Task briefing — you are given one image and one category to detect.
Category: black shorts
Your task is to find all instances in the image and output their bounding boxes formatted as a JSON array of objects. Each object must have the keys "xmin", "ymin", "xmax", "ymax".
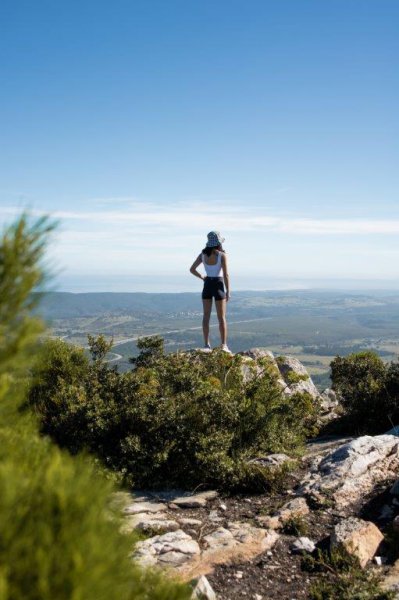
[{"xmin": 202, "ymin": 277, "xmax": 226, "ymax": 301}]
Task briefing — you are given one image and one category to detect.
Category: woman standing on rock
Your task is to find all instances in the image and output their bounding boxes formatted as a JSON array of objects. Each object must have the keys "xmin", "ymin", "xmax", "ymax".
[{"xmin": 189, "ymin": 231, "xmax": 231, "ymax": 353}]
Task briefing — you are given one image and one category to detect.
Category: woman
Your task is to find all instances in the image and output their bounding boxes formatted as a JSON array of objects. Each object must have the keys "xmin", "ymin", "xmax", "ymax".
[{"xmin": 189, "ymin": 231, "xmax": 231, "ymax": 353}]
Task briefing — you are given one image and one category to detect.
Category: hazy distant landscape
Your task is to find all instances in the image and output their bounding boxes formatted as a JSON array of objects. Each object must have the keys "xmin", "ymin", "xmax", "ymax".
[{"xmin": 39, "ymin": 289, "xmax": 399, "ymax": 390}]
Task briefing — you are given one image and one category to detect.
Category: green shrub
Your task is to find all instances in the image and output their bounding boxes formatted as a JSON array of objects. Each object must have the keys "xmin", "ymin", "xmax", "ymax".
[
  {"xmin": 304, "ymin": 548, "xmax": 394, "ymax": 600},
  {"xmin": 285, "ymin": 371, "xmax": 310, "ymax": 384},
  {"xmin": 330, "ymin": 351, "xmax": 399, "ymax": 433},
  {"xmin": 282, "ymin": 515, "xmax": 309, "ymax": 536},
  {"xmin": 30, "ymin": 337, "xmax": 320, "ymax": 491},
  {"xmin": 0, "ymin": 215, "xmax": 189, "ymax": 600}
]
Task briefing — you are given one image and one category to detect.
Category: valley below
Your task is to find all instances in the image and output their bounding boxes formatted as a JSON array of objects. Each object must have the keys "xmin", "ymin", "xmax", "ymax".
[{"xmin": 40, "ymin": 289, "xmax": 399, "ymax": 391}]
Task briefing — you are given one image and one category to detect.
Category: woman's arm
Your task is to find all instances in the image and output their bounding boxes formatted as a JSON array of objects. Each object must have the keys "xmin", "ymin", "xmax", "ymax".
[
  {"xmin": 221, "ymin": 253, "xmax": 230, "ymax": 301},
  {"xmin": 189, "ymin": 254, "xmax": 205, "ymax": 280}
]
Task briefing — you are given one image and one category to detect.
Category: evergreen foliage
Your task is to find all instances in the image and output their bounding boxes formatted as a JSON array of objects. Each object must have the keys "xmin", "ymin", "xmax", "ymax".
[
  {"xmin": 330, "ymin": 351, "xmax": 399, "ymax": 433},
  {"xmin": 30, "ymin": 336, "xmax": 319, "ymax": 491},
  {"xmin": 0, "ymin": 216, "xmax": 189, "ymax": 600},
  {"xmin": 303, "ymin": 548, "xmax": 394, "ymax": 600}
]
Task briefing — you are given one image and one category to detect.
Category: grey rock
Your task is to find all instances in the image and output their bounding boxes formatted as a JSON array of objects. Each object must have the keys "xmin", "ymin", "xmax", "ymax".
[
  {"xmin": 132, "ymin": 529, "xmax": 200, "ymax": 569},
  {"xmin": 276, "ymin": 355, "xmax": 309, "ymax": 378},
  {"xmin": 257, "ymin": 497, "xmax": 309, "ymax": 530},
  {"xmin": 248, "ymin": 453, "xmax": 292, "ymax": 469},
  {"xmin": 300, "ymin": 434, "xmax": 399, "ymax": 509},
  {"xmin": 179, "ymin": 518, "xmax": 203, "ymax": 527},
  {"xmin": 291, "ymin": 537, "xmax": 316, "ymax": 554},
  {"xmin": 191, "ymin": 575, "xmax": 217, "ymax": 600},
  {"xmin": 124, "ymin": 501, "xmax": 167, "ymax": 515},
  {"xmin": 290, "ymin": 378, "xmax": 320, "ymax": 399},
  {"xmin": 172, "ymin": 491, "xmax": 218, "ymax": 509},
  {"xmin": 136, "ymin": 518, "xmax": 180, "ymax": 534},
  {"xmin": 203, "ymin": 527, "xmax": 235, "ymax": 549},
  {"xmin": 276, "ymin": 355, "xmax": 319, "ymax": 399},
  {"xmin": 331, "ymin": 517, "xmax": 384, "ymax": 568},
  {"xmin": 239, "ymin": 348, "xmax": 275, "ymax": 361}
]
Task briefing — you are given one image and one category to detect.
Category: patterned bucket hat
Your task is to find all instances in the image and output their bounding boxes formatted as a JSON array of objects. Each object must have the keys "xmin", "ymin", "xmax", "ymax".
[{"xmin": 206, "ymin": 231, "xmax": 225, "ymax": 247}]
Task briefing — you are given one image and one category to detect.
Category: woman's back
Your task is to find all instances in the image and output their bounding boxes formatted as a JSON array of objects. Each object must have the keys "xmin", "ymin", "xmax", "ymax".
[{"xmin": 202, "ymin": 250, "xmax": 223, "ymax": 277}]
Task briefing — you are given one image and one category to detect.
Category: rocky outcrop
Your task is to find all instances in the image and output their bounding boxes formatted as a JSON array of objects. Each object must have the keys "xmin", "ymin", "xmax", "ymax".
[
  {"xmin": 238, "ymin": 348, "xmax": 325, "ymax": 402},
  {"xmin": 123, "ymin": 489, "xmax": 279, "ymax": 581},
  {"xmin": 331, "ymin": 517, "xmax": 384, "ymax": 568},
  {"xmin": 300, "ymin": 434, "xmax": 399, "ymax": 509},
  {"xmin": 276, "ymin": 355, "xmax": 320, "ymax": 399},
  {"xmin": 133, "ymin": 529, "xmax": 201, "ymax": 568}
]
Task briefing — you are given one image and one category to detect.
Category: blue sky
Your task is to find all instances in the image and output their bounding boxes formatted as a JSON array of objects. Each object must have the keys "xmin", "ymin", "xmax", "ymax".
[{"xmin": 1, "ymin": 1, "xmax": 398, "ymax": 291}]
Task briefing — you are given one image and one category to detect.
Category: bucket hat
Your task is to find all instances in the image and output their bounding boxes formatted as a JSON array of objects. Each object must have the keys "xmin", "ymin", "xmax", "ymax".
[{"xmin": 206, "ymin": 231, "xmax": 225, "ymax": 247}]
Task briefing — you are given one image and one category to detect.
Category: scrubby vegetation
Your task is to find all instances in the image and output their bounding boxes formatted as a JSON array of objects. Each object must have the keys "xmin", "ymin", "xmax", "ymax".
[
  {"xmin": 331, "ymin": 351, "xmax": 399, "ymax": 433},
  {"xmin": 29, "ymin": 335, "xmax": 319, "ymax": 491},
  {"xmin": 0, "ymin": 215, "xmax": 189, "ymax": 600},
  {"xmin": 303, "ymin": 548, "xmax": 394, "ymax": 600}
]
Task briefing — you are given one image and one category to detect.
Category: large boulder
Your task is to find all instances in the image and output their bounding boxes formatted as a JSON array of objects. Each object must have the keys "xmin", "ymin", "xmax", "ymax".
[
  {"xmin": 238, "ymin": 348, "xmax": 283, "ymax": 385},
  {"xmin": 331, "ymin": 517, "xmax": 384, "ymax": 568},
  {"xmin": 276, "ymin": 355, "xmax": 319, "ymax": 399},
  {"xmin": 132, "ymin": 529, "xmax": 201, "ymax": 569},
  {"xmin": 300, "ymin": 434, "xmax": 399, "ymax": 509}
]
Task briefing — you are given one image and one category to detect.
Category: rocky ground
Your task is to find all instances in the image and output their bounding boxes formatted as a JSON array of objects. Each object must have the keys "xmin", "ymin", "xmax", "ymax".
[
  {"xmin": 116, "ymin": 351, "xmax": 399, "ymax": 599},
  {"xmin": 115, "ymin": 435, "xmax": 399, "ymax": 600}
]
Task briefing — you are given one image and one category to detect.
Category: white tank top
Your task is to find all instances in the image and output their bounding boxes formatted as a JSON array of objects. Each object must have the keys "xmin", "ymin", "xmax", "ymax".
[{"xmin": 202, "ymin": 251, "xmax": 223, "ymax": 277}]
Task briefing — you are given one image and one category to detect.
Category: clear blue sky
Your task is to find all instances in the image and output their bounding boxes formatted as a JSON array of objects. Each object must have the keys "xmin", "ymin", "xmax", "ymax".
[{"xmin": 1, "ymin": 1, "xmax": 398, "ymax": 291}]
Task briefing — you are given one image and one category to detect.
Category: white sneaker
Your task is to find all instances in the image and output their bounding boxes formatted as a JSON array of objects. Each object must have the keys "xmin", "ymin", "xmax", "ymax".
[
  {"xmin": 221, "ymin": 344, "xmax": 232, "ymax": 354},
  {"xmin": 203, "ymin": 343, "xmax": 212, "ymax": 352}
]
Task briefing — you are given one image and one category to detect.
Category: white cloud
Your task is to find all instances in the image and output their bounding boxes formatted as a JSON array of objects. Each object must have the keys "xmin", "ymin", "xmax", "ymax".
[{"xmin": 1, "ymin": 201, "xmax": 399, "ymax": 236}]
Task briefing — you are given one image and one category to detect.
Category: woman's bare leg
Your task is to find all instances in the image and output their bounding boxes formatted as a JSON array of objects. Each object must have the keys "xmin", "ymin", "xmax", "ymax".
[
  {"xmin": 202, "ymin": 299, "xmax": 212, "ymax": 345},
  {"xmin": 215, "ymin": 299, "xmax": 227, "ymax": 345}
]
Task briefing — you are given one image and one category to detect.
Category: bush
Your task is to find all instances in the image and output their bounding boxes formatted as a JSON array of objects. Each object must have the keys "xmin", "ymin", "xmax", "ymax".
[
  {"xmin": 303, "ymin": 547, "xmax": 394, "ymax": 600},
  {"xmin": 330, "ymin": 351, "xmax": 399, "ymax": 433},
  {"xmin": 0, "ymin": 215, "xmax": 189, "ymax": 600},
  {"xmin": 30, "ymin": 336, "xmax": 319, "ymax": 491}
]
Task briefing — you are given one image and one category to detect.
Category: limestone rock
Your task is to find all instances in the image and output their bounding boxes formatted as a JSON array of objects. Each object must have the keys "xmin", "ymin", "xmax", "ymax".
[
  {"xmin": 132, "ymin": 529, "xmax": 200, "ymax": 569},
  {"xmin": 277, "ymin": 355, "xmax": 309, "ymax": 378},
  {"xmin": 121, "ymin": 511, "xmax": 172, "ymax": 534},
  {"xmin": 136, "ymin": 518, "xmax": 180, "ymax": 534},
  {"xmin": 179, "ymin": 518, "xmax": 203, "ymax": 527},
  {"xmin": 291, "ymin": 537, "xmax": 316, "ymax": 554},
  {"xmin": 290, "ymin": 378, "xmax": 320, "ymax": 399},
  {"xmin": 123, "ymin": 501, "xmax": 167, "ymax": 515},
  {"xmin": 300, "ymin": 434, "xmax": 399, "ymax": 509},
  {"xmin": 239, "ymin": 348, "xmax": 275, "ymax": 361},
  {"xmin": 331, "ymin": 517, "xmax": 384, "ymax": 568},
  {"xmin": 238, "ymin": 349, "xmax": 280, "ymax": 383},
  {"xmin": 203, "ymin": 527, "xmax": 235, "ymax": 550},
  {"xmin": 194, "ymin": 522, "xmax": 278, "ymax": 579},
  {"xmin": 276, "ymin": 355, "xmax": 319, "ymax": 399},
  {"xmin": 320, "ymin": 388, "xmax": 339, "ymax": 412},
  {"xmin": 191, "ymin": 575, "xmax": 216, "ymax": 600},
  {"xmin": 257, "ymin": 497, "xmax": 309, "ymax": 530},
  {"xmin": 248, "ymin": 453, "xmax": 292, "ymax": 470},
  {"xmin": 172, "ymin": 491, "xmax": 218, "ymax": 509}
]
